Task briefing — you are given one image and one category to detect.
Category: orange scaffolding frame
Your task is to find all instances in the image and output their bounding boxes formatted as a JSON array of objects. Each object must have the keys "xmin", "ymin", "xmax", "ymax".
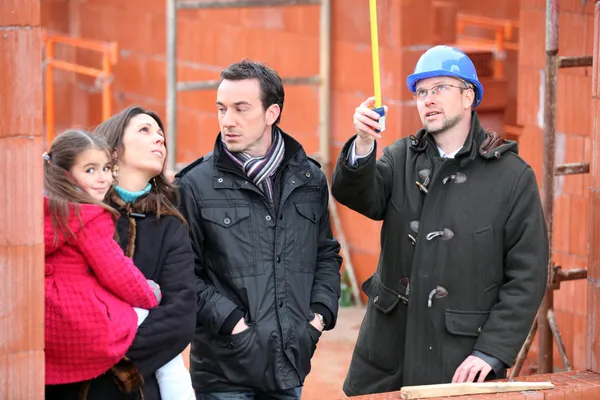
[
  {"xmin": 43, "ymin": 33, "xmax": 119, "ymax": 143},
  {"xmin": 455, "ymin": 13, "xmax": 519, "ymax": 79}
]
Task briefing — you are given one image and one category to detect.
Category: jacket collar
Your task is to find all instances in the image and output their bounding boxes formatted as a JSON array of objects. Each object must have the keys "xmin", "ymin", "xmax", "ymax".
[
  {"xmin": 213, "ymin": 127, "xmax": 307, "ymax": 175},
  {"xmin": 409, "ymin": 111, "xmax": 518, "ymax": 166},
  {"xmin": 211, "ymin": 127, "xmax": 316, "ymax": 189}
]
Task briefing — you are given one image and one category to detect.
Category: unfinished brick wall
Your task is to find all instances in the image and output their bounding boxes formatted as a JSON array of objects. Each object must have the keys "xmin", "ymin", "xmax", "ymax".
[
  {"xmin": 588, "ymin": 0, "xmax": 600, "ymax": 375},
  {"xmin": 0, "ymin": 0, "xmax": 45, "ymax": 399},
  {"xmin": 516, "ymin": 0, "xmax": 596, "ymax": 373}
]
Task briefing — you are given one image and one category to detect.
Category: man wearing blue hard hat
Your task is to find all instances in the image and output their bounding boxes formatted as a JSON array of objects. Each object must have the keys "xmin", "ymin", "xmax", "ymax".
[{"xmin": 331, "ymin": 45, "xmax": 549, "ymax": 395}]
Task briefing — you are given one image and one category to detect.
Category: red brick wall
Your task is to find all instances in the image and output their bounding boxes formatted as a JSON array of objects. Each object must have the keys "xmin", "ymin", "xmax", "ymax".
[
  {"xmin": 516, "ymin": 0, "xmax": 596, "ymax": 373},
  {"xmin": 588, "ymin": 0, "xmax": 600, "ymax": 375},
  {"xmin": 0, "ymin": 0, "xmax": 45, "ymax": 398}
]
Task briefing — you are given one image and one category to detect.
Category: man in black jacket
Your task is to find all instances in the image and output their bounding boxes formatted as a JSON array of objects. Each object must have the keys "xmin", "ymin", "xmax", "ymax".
[
  {"xmin": 175, "ymin": 59, "xmax": 343, "ymax": 400},
  {"xmin": 331, "ymin": 45, "xmax": 549, "ymax": 396}
]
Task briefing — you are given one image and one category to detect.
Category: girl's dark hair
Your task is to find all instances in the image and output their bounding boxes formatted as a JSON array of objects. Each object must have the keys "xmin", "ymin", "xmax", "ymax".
[
  {"xmin": 93, "ymin": 106, "xmax": 186, "ymax": 224},
  {"xmin": 44, "ymin": 129, "xmax": 117, "ymax": 241}
]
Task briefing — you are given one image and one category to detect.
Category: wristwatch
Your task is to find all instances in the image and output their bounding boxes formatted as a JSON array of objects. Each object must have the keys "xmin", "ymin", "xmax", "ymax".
[{"xmin": 315, "ymin": 313, "xmax": 326, "ymax": 329}]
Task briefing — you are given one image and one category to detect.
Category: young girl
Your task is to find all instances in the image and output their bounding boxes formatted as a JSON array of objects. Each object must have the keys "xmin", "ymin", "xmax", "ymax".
[{"xmin": 44, "ymin": 130, "xmax": 194, "ymax": 400}]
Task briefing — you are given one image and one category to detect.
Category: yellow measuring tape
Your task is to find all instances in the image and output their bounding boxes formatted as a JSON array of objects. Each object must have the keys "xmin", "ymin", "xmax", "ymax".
[
  {"xmin": 369, "ymin": 0, "xmax": 382, "ymax": 108},
  {"xmin": 369, "ymin": 0, "xmax": 385, "ymax": 131}
]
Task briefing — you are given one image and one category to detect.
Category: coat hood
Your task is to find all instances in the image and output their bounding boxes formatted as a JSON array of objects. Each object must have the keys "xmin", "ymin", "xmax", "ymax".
[{"xmin": 409, "ymin": 111, "xmax": 518, "ymax": 163}]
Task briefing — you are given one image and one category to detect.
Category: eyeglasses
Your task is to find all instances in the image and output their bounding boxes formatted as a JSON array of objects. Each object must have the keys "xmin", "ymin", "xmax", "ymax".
[{"xmin": 413, "ymin": 83, "xmax": 472, "ymax": 100}]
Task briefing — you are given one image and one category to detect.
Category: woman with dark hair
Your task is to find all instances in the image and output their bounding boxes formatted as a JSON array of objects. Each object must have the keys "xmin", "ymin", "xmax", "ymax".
[{"xmin": 46, "ymin": 107, "xmax": 197, "ymax": 400}]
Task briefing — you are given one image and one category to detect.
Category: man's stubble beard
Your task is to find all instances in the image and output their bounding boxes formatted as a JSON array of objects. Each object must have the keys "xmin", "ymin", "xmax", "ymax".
[{"xmin": 425, "ymin": 113, "xmax": 462, "ymax": 135}]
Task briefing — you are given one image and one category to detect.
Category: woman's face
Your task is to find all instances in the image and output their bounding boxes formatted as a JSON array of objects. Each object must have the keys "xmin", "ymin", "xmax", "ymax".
[{"xmin": 119, "ymin": 113, "xmax": 166, "ymax": 178}]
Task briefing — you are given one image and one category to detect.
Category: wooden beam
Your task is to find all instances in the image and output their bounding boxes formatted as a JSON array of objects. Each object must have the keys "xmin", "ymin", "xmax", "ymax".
[{"xmin": 399, "ymin": 381, "xmax": 555, "ymax": 399}]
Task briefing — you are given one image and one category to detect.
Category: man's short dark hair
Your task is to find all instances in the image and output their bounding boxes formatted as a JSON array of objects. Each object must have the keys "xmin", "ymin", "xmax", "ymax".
[{"xmin": 220, "ymin": 59, "xmax": 285, "ymax": 125}]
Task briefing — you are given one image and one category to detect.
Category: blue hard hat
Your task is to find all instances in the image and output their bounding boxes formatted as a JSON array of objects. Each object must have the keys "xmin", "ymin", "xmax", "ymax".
[{"xmin": 406, "ymin": 45, "xmax": 484, "ymax": 107}]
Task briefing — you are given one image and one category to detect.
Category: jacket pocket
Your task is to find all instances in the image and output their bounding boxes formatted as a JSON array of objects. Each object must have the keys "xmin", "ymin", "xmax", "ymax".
[
  {"xmin": 91, "ymin": 288, "xmax": 112, "ymax": 322},
  {"xmin": 445, "ymin": 309, "xmax": 490, "ymax": 337},
  {"xmin": 442, "ymin": 309, "xmax": 490, "ymax": 379},
  {"xmin": 293, "ymin": 202, "xmax": 320, "ymax": 272},
  {"xmin": 209, "ymin": 326, "xmax": 269, "ymax": 388},
  {"xmin": 294, "ymin": 321, "xmax": 324, "ymax": 381},
  {"xmin": 201, "ymin": 205, "xmax": 259, "ymax": 278},
  {"xmin": 354, "ymin": 273, "xmax": 408, "ymax": 373}
]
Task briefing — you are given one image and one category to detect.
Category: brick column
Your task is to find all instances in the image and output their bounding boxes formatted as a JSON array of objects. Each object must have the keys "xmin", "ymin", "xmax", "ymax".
[
  {"xmin": 0, "ymin": 0, "xmax": 45, "ymax": 398},
  {"xmin": 588, "ymin": 0, "xmax": 600, "ymax": 374}
]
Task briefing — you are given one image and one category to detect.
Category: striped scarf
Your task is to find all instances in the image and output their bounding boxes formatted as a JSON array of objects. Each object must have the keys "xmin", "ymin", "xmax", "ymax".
[{"xmin": 222, "ymin": 127, "xmax": 285, "ymax": 202}]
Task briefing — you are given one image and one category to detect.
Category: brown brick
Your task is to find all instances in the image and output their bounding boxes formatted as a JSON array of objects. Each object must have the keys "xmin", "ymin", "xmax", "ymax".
[
  {"xmin": 397, "ymin": 103, "xmax": 423, "ymax": 139},
  {"xmin": 561, "ymin": 0, "xmax": 597, "ymax": 15},
  {"xmin": 518, "ymin": 9, "xmax": 545, "ymax": 69},
  {"xmin": 332, "ymin": 40, "xmax": 373, "ymax": 94},
  {"xmin": 77, "ymin": 3, "xmax": 117, "ymax": 45},
  {"xmin": 281, "ymin": 85, "xmax": 319, "ymax": 140},
  {"xmin": 337, "ymin": 203, "xmax": 382, "ymax": 256},
  {"xmin": 589, "ymin": 192, "xmax": 600, "ymax": 283},
  {"xmin": 0, "ymin": 136, "xmax": 44, "ymax": 246},
  {"xmin": 400, "ymin": 49, "xmax": 426, "ymax": 100},
  {"xmin": 41, "ymin": 0, "xmax": 69, "ymax": 32},
  {"xmin": 175, "ymin": 107, "xmax": 216, "ymax": 164},
  {"xmin": 332, "ymin": 0, "xmax": 370, "ymax": 46},
  {"xmin": 340, "ymin": 252, "xmax": 378, "ymax": 305},
  {"xmin": 517, "ymin": 68, "xmax": 542, "ymax": 127},
  {"xmin": 561, "ymin": 134, "xmax": 586, "ymax": 196},
  {"xmin": 553, "ymin": 264, "xmax": 575, "ymax": 311},
  {"xmin": 113, "ymin": 54, "xmax": 146, "ymax": 97},
  {"xmin": 452, "ymin": 0, "xmax": 520, "ymax": 18},
  {"xmin": 0, "ymin": 29, "xmax": 43, "ymax": 139},
  {"xmin": 556, "ymin": 73, "xmax": 593, "ymax": 136},
  {"xmin": 588, "ymin": 192, "xmax": 600, "ymax": 373},
  {"xmin": 329, "ymin": 90, "xmax": 360, "ymax": 145},
  {"xmin": 397, "ymin": 1, "xmax": 435, "ymax": 47},
  {"xmin": 379, "ymin": 47, "xmax": 403, "ymax": 101},
  {"xmin": 0, "ymin": 0, "xmax": 40, "ymax": 26},
  {"xmin": 521, "ymin": 0, "xmax": 546, "ymax": 10},
  {"xmin": 0, "ymin": 340, "xmax": 45, "ymax": 399},
  {"xmin": 594, "ymin": 7, "xmax": 600, "ymax": 100},
  {"xmin": 584, "ymin": 15, "xmax": 596, "ymax": 66},
  {"xmin": 433, "ymin": 1, "xmax": 458, "ymax": 44},
  {"xmin": 570, "ymin": 195, "xmax": 590, "ymax": 257},
  {"xmin": 518, "ymin": 125, "xmax": 544, "ymax": 184},
  {"xmin": 559, "ymin": 12, "xmax": 588, "ymax": 58},
  {"xmin": 553, "ymin": 309, "xmax": 575, "ymax": 365},
  {"xmin": 572, "ymin": 314, "xmax": 588, "ymax": 368},
  {"xmin": 592, "ymin": 98, "xmax": 600, "ymax": 189},
  {"xmin": 275, "ymin": 31, "xmax": 319, "ymax": 78},
  {"xmin": 553, "ymin": 194, "xmax": 571, "ymax": 254},
  {"xmin": 281, "ymin": 6, "xmax": 307, "ymax": 37}
]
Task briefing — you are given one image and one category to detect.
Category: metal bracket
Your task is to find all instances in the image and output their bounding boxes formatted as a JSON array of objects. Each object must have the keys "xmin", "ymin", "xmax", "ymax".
[
  {"xmin": 557, "ymin": 55, "xmax": 593, "ymax": 68},
  {"xmin": 555, "ymin": 162, "xmax": 590, "ymax": 176}
]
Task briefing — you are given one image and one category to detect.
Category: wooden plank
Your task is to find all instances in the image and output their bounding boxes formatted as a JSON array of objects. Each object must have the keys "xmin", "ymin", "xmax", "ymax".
[{"xmin": 399, "ymin": 381, "xmax": 555, "ymax": 399}]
